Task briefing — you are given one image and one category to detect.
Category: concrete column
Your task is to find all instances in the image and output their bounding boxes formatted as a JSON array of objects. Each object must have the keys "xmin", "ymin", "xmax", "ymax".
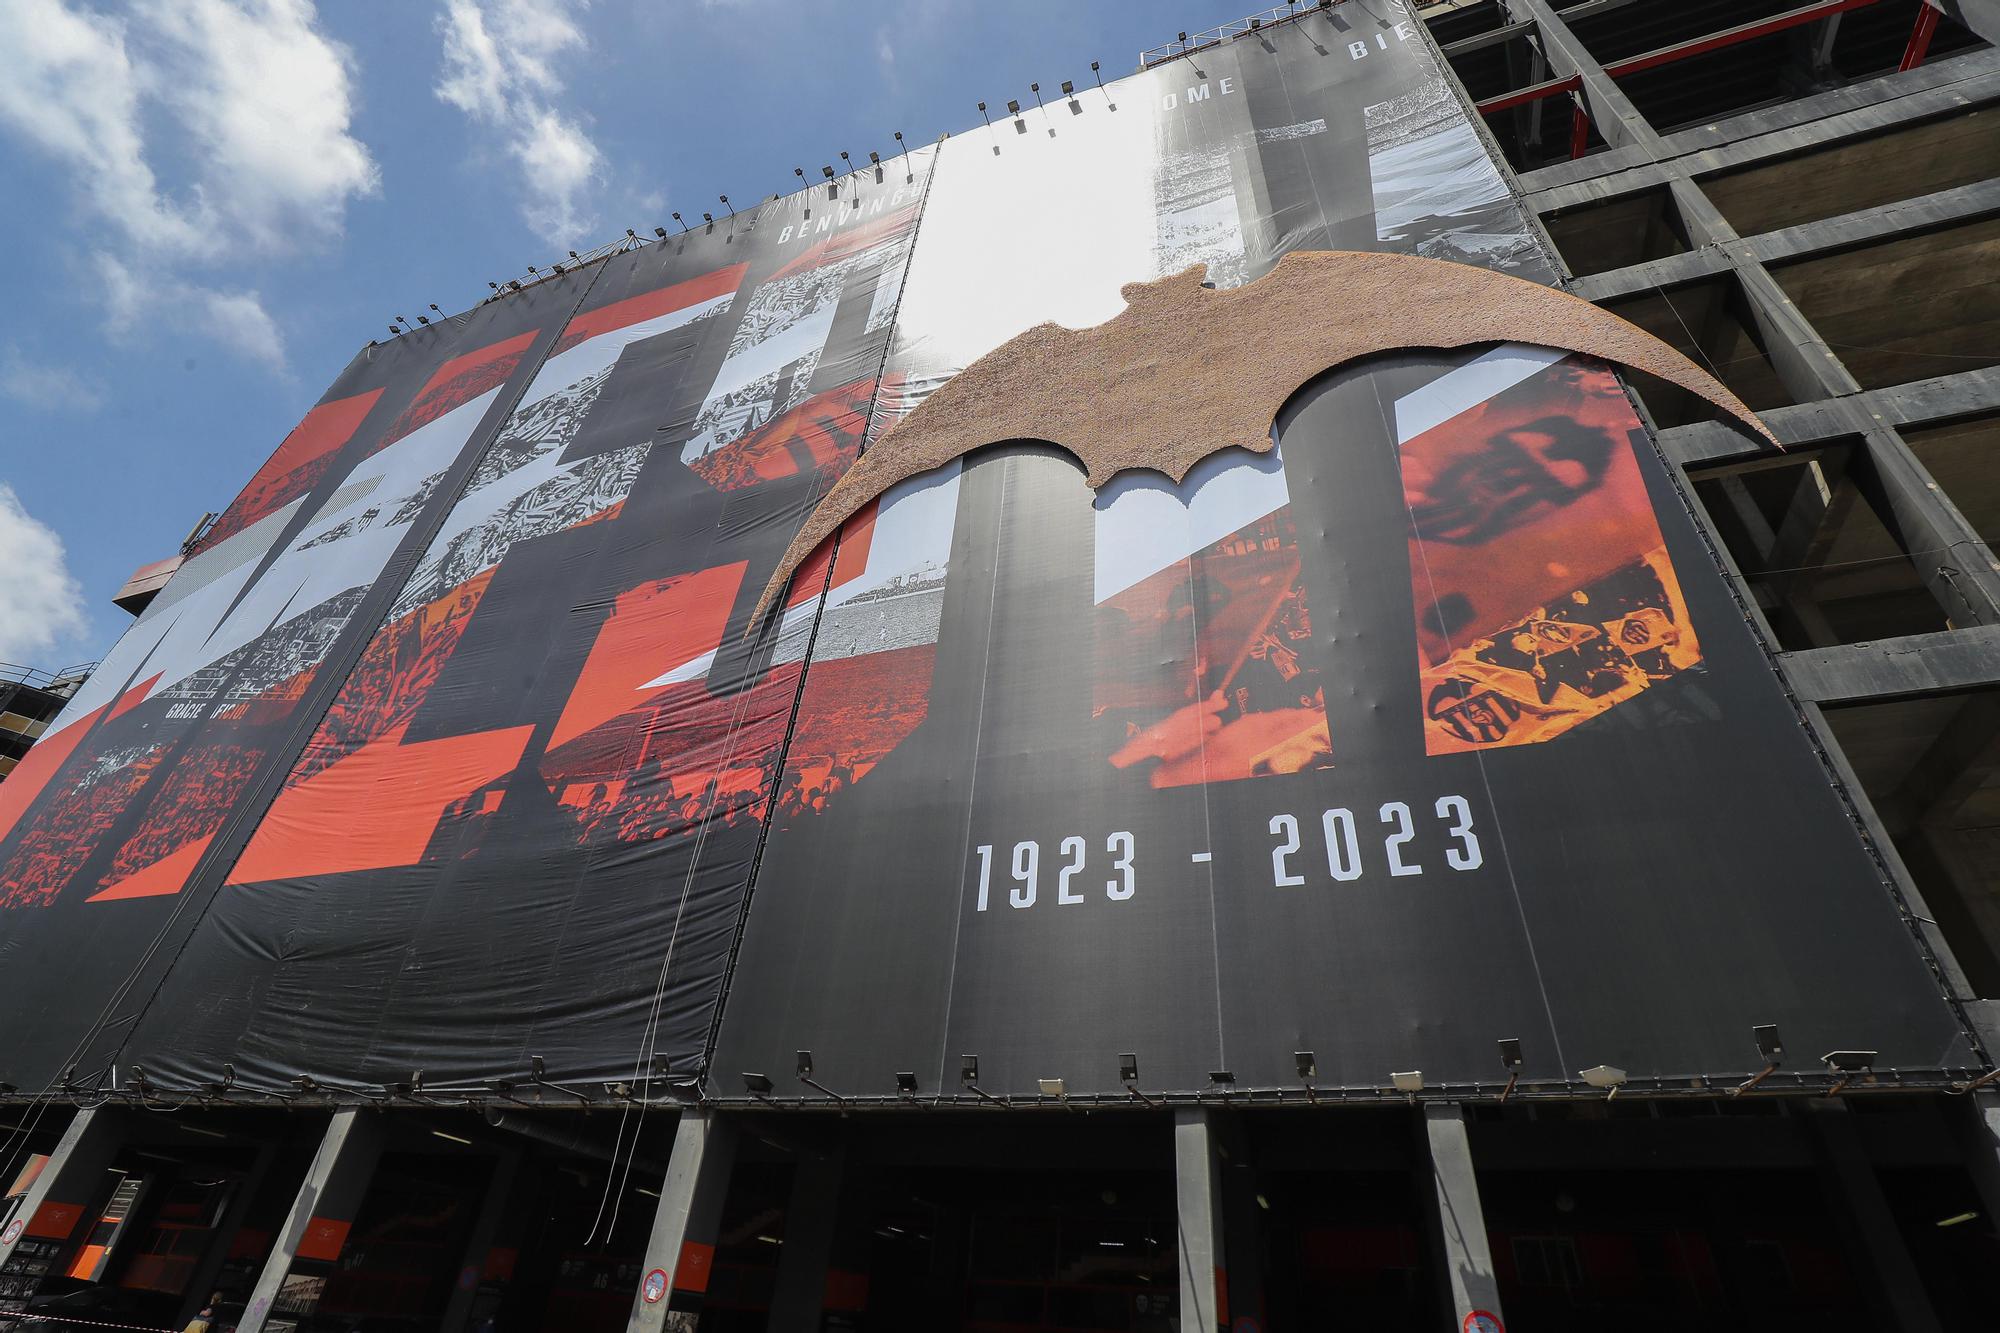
[
  {"xmin": 1960, "ymin": 1091, "xmax": 2000, "ymax": 1225},
  {"xmin": 1211, "ymin": 1112, "xmax": 1266, "ymax": 1332},
  {"xmin": 1174, "ymin": 1107, "xmax": 1225, "ymax": 1333},
  {"xmin": 237, "ymin": 1109, "xmax": 387, "ymax": 1333},
  {"xmin": 1804, "ymin": 1099, "xmax": 1942, "ymax": 1333},
  {"xmin": 767, "ymin": 1141, "xmax": 873, "ymax": 1331},
  {"xmin": 440, "ymin": 1144, "xmax": 521, "ymax": 1333},
  {"xmin": 628, "ymin": 1110, "xmax": 739, "ymax": 1332},
  {"xmin": 0, "ymin": 1107, "xmax": 124, "ymax": 1307},
  {"xmin": 173, "ymin": 1138, "xmax": 279, "ymax": 1329},
  {"xmin": 1423, "ymin": 1104, "xmax": 1505, "ymax": 1332}
]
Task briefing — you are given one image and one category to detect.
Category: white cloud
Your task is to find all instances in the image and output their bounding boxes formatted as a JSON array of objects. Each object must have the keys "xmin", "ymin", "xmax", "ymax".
[
  {"xmin": 0, "ymin": 485, "xmax": 89, "ymax": 665},
  {"xmin": 434, "ymin": 0, "xmax": 601, "ymax": 245},
  {"xmin": 1, "ymin": 348, "xmax": 104, "ymax": 413},
  {"xmin": 0, "ymin": 0, "xmax": 375, "ymax": 368},
  {"xmin": 95, "ymin": 253, "xmax": 287, "ymax": 372}
]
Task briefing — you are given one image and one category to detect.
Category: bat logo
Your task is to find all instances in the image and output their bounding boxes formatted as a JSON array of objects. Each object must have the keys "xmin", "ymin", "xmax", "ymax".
[{"xmin": 752, "ymin": 250, "xmax": 1773, "ymax": 633}]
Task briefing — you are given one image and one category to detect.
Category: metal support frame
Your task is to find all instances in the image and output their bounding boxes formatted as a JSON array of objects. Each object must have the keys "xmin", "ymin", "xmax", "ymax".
[{"xmin": 0, "ymin": 1108, "xmax": 123, "ymax": 1286}]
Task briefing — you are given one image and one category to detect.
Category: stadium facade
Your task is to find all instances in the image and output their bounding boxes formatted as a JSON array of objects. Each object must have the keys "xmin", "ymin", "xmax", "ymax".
[{"xmin": 5, "ymin": 1, "xmax": 2000, "ymax": 1329}]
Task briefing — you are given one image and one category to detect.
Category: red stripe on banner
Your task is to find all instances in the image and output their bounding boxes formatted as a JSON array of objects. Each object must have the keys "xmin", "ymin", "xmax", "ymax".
[
  {"xmin": 200, "ymin": 390, "xmax": 383, "ymax": 547},
  {"xmin": 225, "ymin": 724, "xmax": 534, "ymax": 883},
  {"xmin": 0, "ymin": 671, "xmax": 155, "ymax": 846},
  {"xmin": 554, "ymin": 263, "xmax": 749, "ymax": 355},
  {"xmin": 85, "ymin": 834, "xmax": 216, "ymax": 903},
  {"xmin": 769, "ymin": 205, "xmax": 922, "ymax": 281},
  {"xmin": 377, "ymin": 330, "xmax": 539, "ymax": 452},
  {"xmin": 548, "ymin": 562, "xmax": 748, "ymax": 751}
]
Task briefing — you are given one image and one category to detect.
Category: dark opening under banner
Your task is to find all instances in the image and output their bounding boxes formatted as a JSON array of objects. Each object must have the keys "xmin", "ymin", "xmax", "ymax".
[{"xmin": 0, "ymin": 9, "xmax": 1973, "ymax": 1103}]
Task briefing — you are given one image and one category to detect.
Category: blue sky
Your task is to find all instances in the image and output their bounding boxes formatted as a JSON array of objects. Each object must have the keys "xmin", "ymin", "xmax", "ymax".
[{"xmin": 0, "ymin": 0, "xmax": 1247, "ymax": 669}]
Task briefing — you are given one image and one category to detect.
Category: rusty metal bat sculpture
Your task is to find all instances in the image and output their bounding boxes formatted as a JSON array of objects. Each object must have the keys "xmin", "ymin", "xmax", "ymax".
[{"xmin": 751, "ymin": 249, "xmax": 1774, "ymax": 634}]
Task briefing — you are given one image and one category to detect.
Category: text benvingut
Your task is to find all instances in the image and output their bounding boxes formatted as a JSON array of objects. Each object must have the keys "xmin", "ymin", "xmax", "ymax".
[{"xmin": 775, "ymin": 183, "xmax": 921, "ymax": 246}]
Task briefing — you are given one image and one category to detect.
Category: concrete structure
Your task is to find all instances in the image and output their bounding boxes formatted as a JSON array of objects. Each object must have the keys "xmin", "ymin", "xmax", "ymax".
[{"xmin": 0, "ymin": 663, "xmax": 89, "ymax": 784}]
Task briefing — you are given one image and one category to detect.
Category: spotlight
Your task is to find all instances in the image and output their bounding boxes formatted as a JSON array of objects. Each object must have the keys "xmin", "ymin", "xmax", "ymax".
[
  {"xmin": 1007, "ymin": 99, "xmax": 1020, "ymax": 116},
  {"xmin": 960, "ymin": 1054, "xmax": 979, "ymax": 1084},
  {"xmin": 429, "ymin": 304, "xmax": 442, "ymax": 315},
  {"xmin": 1250, "ymin": 17, "xmax": 1262, "ymax": 29},
  {"xmin": 1390, "ymin": 1070, "xmax": 1424, "ymax": 1096},
  {"xmin": 1038, "ymin": 1077, "xmax": 1067, "ymax": 1097},
  {"xmin": 1178, "ymin": 31, "xmax": 1189, "ymax": 42},
  {"xmin": 551, "ymin": 264, "xmax": 565, "ymax": 275},
  {"xmin": 868, "ymin": 150, "xmax": 880, "ymax": 164},
  {"xmin": 720, "ymin": 195, "xmax": 733, "ymax": 216},
  {"xmin": 417, "ymin": 315, "xmax": 430, "ymax": 325},
  {"xmin": 1499, "ymin": 1038, "xmax": 1524, "ymax": 1102},
  {"xmin": 1822, "ymin": 1050, "xmax": 1876, "ymax": 1096},
  {"xmin": 1294, "ymin": 1051, "xmax": 1317, "ymax": 1081},
  {"xmin": 796, "ymin": 1051, "xmax": 813, "ymax": 1077},
  {"xmin": 702, "ymin": 212, "xmax": 712, "ymax": 224},
  {"xmin": 389, "ymin": 325, "xmax": 401, "ymax": 336},
  {"xmin": 396, "ymin": 315, "xmax": 408, "ymax": 326},
  {"xmin": 654, "ymin": 227, "xmax": 667, "ymax": 238},
  {"xmin": 1579, "ymin": 1065, "xmax": 1627, "ymax": 1099},
  {"xmin": 625, "ymin": 228, "xmax": 637, "ymax": 239},
  {"xmin": 840, "ymin": 151, "xmax": 851, "ymax": 167},
  {"xmin": 1755, "ymin": 1026, "xmax": 1785, "ymax": 1064},
  {"xmin": 527, "ymin": 265, "xmax": 539, "ymax": 274},
  {"xmin": 568, "ymin": 250, "xmax": 580, "ymax": 260},
  {"xmin": 673, "ymin": 212, "xmax": 683, "ymax": 229},
  {"xmin": 895, "ymin": 1071, "xmax": 918, "ymax": 1096},
  {"xmin": 488, "ymin": 281, "xmax": 499, "ymax": 291},
  {"xmin": 1119, "ymin": 1053, "xmax": 1139, "ymax": 1084},
  {"xmin": 1209, "ymin": 1070, "xmax": 1236, "ymax": 1088},
  {"xmin": 507, "ymin": 280, "xmax": 522, "ymax": 291},
  {"xmin": 1736, "ymin": 1024, "xmax": 1785, "ymax": 1096},
  {"xmin": 1061, "ymin": 80, "xmax": 1074, "ymax": 96},
  {"xmin": 822, "ymin": 165, "xmax": 835, "ymax": 179},
  {"xmin": 743, "ymin": 1072, "xmax": 774, "ymax": 1096}
]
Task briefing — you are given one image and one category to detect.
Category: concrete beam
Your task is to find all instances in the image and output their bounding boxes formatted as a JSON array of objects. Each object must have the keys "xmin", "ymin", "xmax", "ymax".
[
  {"xmin": 439, "ymin": 1144, "xmax": 521, "ymax": 1333},
  {"xmin": 1782, "ymin": 624, "xmax": 2000, "ymax": 702},
  {"xmin": 628, "ymin": 1110, "xmax": 738, "ymax": 1331},
  {"xmin": 1660, "ymin": 366, "xmax": 2000, "ymax": 469},
  {"xmin": 1424, "ymin": 1104, "xmax": 1506, "ymax": 1331},
  {"xmin": 1174, "ymin": 1107, "xmax": 1226, "ymax": 1333},
  {"xmin": 238, "ymin": 1109, "xmax": 387, "ymax": 1333}
]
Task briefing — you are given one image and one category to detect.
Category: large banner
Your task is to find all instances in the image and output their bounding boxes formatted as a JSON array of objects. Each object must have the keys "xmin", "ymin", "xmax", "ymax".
[
  {"xmin": 709, "ymin": 13, "xmax": 1975, "ymax": 1098},
  {"xmin": 0, "ymin": 7, "xmax": 1973, "ymax": 1104},
  {"xmin": 0, "ymin": 277, "xmax": 586, "ymax": 1091},
  {"xmin": 0, "ymin": 154, "xmax": 934, "ymax": 1093}
]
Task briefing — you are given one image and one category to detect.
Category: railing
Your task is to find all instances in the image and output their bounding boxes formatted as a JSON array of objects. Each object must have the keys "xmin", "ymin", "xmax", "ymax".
[
  {"xmin": 0, "ymin": 661, "xmax": 96, "ymax": 691},
  {"xmin": 1138, "ymin": 0, "xmax": 1475, "ymax": 69}
]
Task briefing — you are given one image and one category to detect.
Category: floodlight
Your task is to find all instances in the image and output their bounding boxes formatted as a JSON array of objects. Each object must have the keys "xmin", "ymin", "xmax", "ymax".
[
  {"xmin": 1007, "ymin": 99, "xmax": 1021, "ymax": 115},
  {"xmin": 1119, "ymin": 1053, "xmax": 1139, "ymax": 1083},
  {"xmin": 895, "ymin": 1071, "xmax": 918, "ymax": 1095},
  {"xmin": 551, "ymin": 264, "xmax": 565, "ymax": 276},
  {"xmin": 960, "ymin": 1054, "xmax": 979, "ymax": 1084},
  {"xmin": 0, "ymin": 1082, "xmax": 15, "ymax": 1097},
  {"xmin": 1061, "ymin": 80, "xmax": 1074, "ymax": 95},
  {"xmin": 797, "ymin": 1050, "xmax": 813, "ymax": 1077},
  {"xmin": 743, "ymin": 1072, "xmax": 773, "ymax": 1095},
  {"xmin": 1038, "ymin": 1077, "xmax": 1067, "ymax": 1097},
  {"xmin": 390, "ymin": 325, "xmax": 400, "ymax": 336},
  {"xmin": 822, "ymin": 165, "xmax": 835, "ymax": 179},
  {"xmin": 1754, "ymin": 1025, "xmax": 1784, "ymax": 1064},
  {"xmin": 1030, "ymin": 82, "xmax": 1039, "ymax": 93},
  {"xmin": 869, "ymin": 150, "xmax": 880, "ymax": 164},
  {"xmin": 1499, "ymin": 1038, "xmax": 1524, "ymax": 1070},
  {"xmin": 1209, "ymin": 1070, "xmax": 1236, "ymax": 1087},
  {"xmin": 1250, "ymin": 17, "xmax": 1262, "ymax": 28},
  {"xmin": 840, "ymin": 151, "xmax": 851, "ymax": 165},
  {"xmin": 1824, "ymin": 1051, "xmax": 1876, "ymax": 1073},
  {"xmin": 488, "ymin": 281, "xmax": 499, "ymax": 290},
  {"xmin": 1579, "ymin": 1064, "xmax": 1627, "ymax": 1089},
  {"xmin": 795, "ymin": 167, "xmax": 805, "ymax": 179},
  {"xmin": 1390, "ymin": 1070, "xmax": 1424, "ymax": 1094},
  {"xmin": 894, "ymin": 131, "xmax": 904, "ymax": 143},
  {"xmin": 396, "ymin": 315, "xmax": 408, "ymax": 326},
  {"xmin": 702, "ymin": 212, "xmax": 712, "ymax": 224},
  {"xmin": 568, "ymin": 250, "xmax": 580, "ymax": 260},
  {"xmin": 1295, "ymin": 1051, "xmax": 1317, "ymax": 1080},
  {"xmin": 429, "ymin": 304, "xmax": 442, "ymax": 315},
  {"xmin": 978, "ymin": 102, "xmax": 986, "ymax": 112},
  {"xmin": 1091, "ymin": 61, "xmax": 1100, "ymax": 71},
  {"xmin": 654, "ymin": 227, "xmax": 667, "ymax": 239},
  {"xmin": 1179, "ymin": 31, "xmax": 1189, "ymax": 42}
]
